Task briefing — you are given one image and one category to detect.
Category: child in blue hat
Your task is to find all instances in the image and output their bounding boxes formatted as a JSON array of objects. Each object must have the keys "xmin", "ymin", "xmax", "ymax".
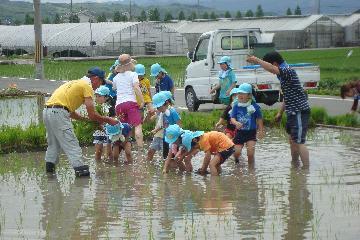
[
  {"xmin": 105, "ymin": 121, "xmax": 133, "ymax": 164},
  {"xmin": 181, "ymin": 130, "xmax": 235, "ymax": 176},
  {"xmin": 93, "ymin": 85, "xmax": 114, "ymax": 161},
  {"xmin": 147, "ymin": 91, "xmax": 181, "ymax": 161},
  {"xmin": 135, "ymin": 64, "xmax": 155, "ymax": 122},
  {"xmin": 151, "ymin": 63, "xmax": 175, "ymax": 96},
  {"xmin": 230, "ymin": 83, "xmax": 265, "ymax": 166},
  {"xmin": 210, "ymin": 56, "xmax": 237, "ymax": 105}
]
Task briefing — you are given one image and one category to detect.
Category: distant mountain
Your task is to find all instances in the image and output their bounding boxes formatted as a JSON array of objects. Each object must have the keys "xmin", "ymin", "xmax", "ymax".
[
  {"xmin": 1, "ymin": 0, "xmax": 358, "ymax": 24},
  {"xmin": 8, "ymin": 0, "xmax": 360, "ymax": 15}
]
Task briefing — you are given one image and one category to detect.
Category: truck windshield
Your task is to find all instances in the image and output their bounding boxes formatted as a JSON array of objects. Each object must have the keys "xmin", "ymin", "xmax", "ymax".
[
  {"xmin": 194, "ymin": 37, "xmax": 210, "ymax": 61},
  {"xmin": 221, "ymin": 36, "xmax": 257, "ymax": 50}
]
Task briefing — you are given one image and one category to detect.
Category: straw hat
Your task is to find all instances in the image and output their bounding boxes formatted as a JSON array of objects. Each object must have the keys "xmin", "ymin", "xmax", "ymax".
[{"xmin": 115, "ymin": 54, "xmax": 137, "ymax": 73}]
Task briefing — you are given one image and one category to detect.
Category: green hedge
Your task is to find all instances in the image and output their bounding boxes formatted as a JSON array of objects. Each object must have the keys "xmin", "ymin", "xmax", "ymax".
[{"xmin": 0, "ymin": 107, "xmax": 359, "ymax": 154}]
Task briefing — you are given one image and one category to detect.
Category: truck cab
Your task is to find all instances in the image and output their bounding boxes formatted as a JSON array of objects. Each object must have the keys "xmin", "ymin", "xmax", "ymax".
[{"xmin": 184, "ymin": 29, "xmax": 320, "ymax": 111}]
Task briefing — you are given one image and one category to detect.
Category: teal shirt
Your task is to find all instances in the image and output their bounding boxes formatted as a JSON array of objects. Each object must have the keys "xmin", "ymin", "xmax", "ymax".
[{"xmin": 219, "ymin": 70, "xmax": 236, "ymax": 99}]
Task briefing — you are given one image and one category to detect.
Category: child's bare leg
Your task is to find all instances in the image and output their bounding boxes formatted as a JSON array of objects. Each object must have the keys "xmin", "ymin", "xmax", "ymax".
[
  {"xmin": 289, "ymin": 137, "xmax": 300, "ymax": 163},
  {"xmin": 184, "ymin": 157, "xmax": 193, "ymax": 172},
  {"xmin": 106, "ymin": 143, "xmax": 112, "ymax": 161},
  {"xmin": 298, "ymin": 143, "xmax": 309, "ymax": 168},
  {"xmin": 95, "ymin": 143, "xmax": 103, "ymax": 161},
  {"xmin": 209, "ymin": 155, "xmax": 222, "ymax": 176},
  {"xmin": 112, "ymin": 145, "xmax": 120, "ymax": 162},
  {"xmin": 147, "ymin": 149, "xmax": 156, "ymax": 161},
  {"xmin": 124, "ymin": 142, "xmax": 133, "ymax": 164},
  {"xmin": 163, "ymin": 158, "xmax": 171, "ymax": 173},
  {"xmin": 246, "ymin": 141, "xmax": 256, "ymax": 164},
  {"xmin": 233, "ymin": 144, "xmax": 243, "ymax": 162},
  {"xmin": 134, "ymin": 124, "xmax": 144, "ymax": 148}
]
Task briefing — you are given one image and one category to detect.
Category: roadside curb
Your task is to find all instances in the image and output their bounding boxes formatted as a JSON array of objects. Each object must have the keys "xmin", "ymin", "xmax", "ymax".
[{"xmin": 316, "ymin": 124, "xmax": 360, "ymax": 131}]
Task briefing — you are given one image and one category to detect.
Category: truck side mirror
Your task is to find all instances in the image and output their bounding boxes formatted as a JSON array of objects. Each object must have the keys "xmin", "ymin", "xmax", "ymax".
[{"xmin": 187, "ymin": 51, "xmax": 194, "ymax": 61}]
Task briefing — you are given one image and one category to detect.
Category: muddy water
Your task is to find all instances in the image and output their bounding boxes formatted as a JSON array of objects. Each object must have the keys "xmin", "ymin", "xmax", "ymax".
[{"xmin": 0, "ymin": 128, "xmax": 359, "ymax": 239}]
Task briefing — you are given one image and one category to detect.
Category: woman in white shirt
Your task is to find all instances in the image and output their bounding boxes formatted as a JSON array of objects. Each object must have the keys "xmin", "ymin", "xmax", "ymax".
[{"xmin": 113, "ymin": 54, "xmax": 145, "ymax": 148}]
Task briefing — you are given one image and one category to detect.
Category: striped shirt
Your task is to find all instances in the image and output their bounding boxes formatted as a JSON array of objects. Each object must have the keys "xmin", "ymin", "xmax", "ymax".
[{"xmin": 277, "ymin": 62, "xmax": 310, "ymax": 114}]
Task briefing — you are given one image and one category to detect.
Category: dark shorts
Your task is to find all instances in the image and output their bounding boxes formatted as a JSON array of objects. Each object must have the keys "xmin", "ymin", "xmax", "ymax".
[
  {"xmin": 219, "ymin": 145, "xmax": 235, "ymax": 164},
  {"xmin": 233, "ymin": 129, "xmax": 257, "ymax": 145},
  {"xmin": 286, "ymin": 109, "xmax": 310, "ymax": 144}
]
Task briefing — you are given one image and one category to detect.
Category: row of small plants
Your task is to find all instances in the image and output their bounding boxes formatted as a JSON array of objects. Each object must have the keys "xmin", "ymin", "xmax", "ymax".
[{"xmin": 0, "ymin": 107, "xmax": 358, "ymax": 154}]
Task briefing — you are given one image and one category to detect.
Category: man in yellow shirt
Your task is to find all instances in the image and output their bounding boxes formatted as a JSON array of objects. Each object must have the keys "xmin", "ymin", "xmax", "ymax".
[{"xmin": 44, "ymin": 67, "xmax": 118, "ymax": 177}]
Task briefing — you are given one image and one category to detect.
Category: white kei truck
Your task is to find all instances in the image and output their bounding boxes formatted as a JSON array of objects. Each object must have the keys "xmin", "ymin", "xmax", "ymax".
[{"xmin": 184, "ymin": 29, "xmax": 320, "ymax": 111}]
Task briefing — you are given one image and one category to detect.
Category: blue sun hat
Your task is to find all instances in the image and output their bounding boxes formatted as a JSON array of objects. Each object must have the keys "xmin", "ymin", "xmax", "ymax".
[
  {"xmin": 152, "ymin": 92, "xmax": 167, "ymax": 108},
  {"xmin": 182, "ymin": 130, "xmax": 205, "ymax": 152},
  {"xmin": 150, "ymin": 63, "xmax": 167, "ymax": 77},
  {"xmin": 105, "ymin": 122, "xmax": 125, "ymax": 142},
  {"xmin": 95, "ymin": 85, "xmax": 110, "ymax": 96},
  {"xmin": 238, "ymin": 83, "xmax": 253, "ymax": 94},
  {"xmin": 230, "ymin": 87, "xmax": 241, "ymax": 96},
  {"xmin": 217, "ymin": 56, "xmax": 232, "ymax": 69},
  {"xmin": 161, "ymin": 91, "xmax": 174, "ymax": 103},
  {"xmin": 135, "ymin": 64, "xmax": 146, "ymax": 76},
  {"xmin": 165, "ymin": 124, "xmax": 184, "ymax": 144}
]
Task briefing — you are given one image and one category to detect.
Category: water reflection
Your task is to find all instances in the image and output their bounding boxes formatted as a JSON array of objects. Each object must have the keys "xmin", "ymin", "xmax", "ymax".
[
  {"xmin": 0, "ymin": 128, "xmax": 359, "ymax": 239},
  {"xmin": 282, "ymin": 167, "xmax": 313, "ymax": 240}
]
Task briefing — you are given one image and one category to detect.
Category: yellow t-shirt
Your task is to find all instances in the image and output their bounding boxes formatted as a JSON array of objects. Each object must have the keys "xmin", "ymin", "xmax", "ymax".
[
  {"xmin": 46, "ymin": 79, "xmax": 94, "ymax": 112},
  {"xmin": 137, "ymin": 77, "xmax": 152, "ymax": 104},
  {"xmin": 199, "ymin": 131, "xmax": 234, "ymax": 154}
]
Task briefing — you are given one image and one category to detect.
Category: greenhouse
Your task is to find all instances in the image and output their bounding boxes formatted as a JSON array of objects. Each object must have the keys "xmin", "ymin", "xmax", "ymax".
[
  {"xmin": 0, "ymin": 22, "xmax": 188, "ymax": 57},
  {"xmin": 163, "ymin": 15, "xmax": 344, "ymax": 50},
  {"xmin": 331, "ymin": 13, "xmax": 360, "ymax": 46}
]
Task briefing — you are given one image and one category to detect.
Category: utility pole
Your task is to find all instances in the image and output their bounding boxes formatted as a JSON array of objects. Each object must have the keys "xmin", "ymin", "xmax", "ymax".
[
  {"xmin": 33, "ymin": 0, "xmax": 44, "ymax": 79},
  {"xmin": 129, "ymin": 0, "xmax": 132, "ymax": 21}
]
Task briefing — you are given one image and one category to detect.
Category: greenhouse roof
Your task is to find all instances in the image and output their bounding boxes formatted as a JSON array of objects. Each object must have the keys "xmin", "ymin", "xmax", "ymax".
[
  {"xmin": 163, "ymin": 15, "xmax": 332, "ymax": 33},
  {"xmin": 330, "ymin": 13, "xmax": 360, "ymax": 27},
  {"xmin": 0, "ymin": 22, "xmax": 140, "ymax": 47}
]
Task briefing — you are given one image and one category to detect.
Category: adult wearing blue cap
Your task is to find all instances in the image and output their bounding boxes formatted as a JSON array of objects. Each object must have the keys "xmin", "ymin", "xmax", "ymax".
[
  {"xmin": 210, "ymin": 56, "xmax": 237, "ymax": 105},
  {"xmin": 44, "ymin": 67, "xmax": 118, "ymax": 177},
  {"xmin": 151, "ymin": 63, "xmax": 175, "ymax": 96}
]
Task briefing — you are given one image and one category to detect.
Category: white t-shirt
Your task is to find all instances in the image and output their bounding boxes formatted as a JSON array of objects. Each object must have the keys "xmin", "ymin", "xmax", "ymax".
[{"xmin": 113, "ymin": 71, "xmax": 139, "ymax": 105}]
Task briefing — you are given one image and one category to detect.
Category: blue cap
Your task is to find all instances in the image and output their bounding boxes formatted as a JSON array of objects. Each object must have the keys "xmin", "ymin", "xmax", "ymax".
[
  {"xmin": 238, "ymin": 83, "xmax": 253, "ymax": 94},
  {"xmin": 105, "ymin": 122, "xmax": 123, "ymax": 136},
  {"xmin": 88, "ymin": 67, "xmax": 105, "ymax": 79},
  {"xmin": 161, "ymin": 91, "xmax": 174, "ymax": 103},
  {"xmin": 182, "ymin": 130, "xmax": 204, "ymax": 152},
  {"xmin": 135, "ymin": 64, "xmax": 146, "ymax": 76},
  {"xmin": 165, "ymin": 124, "xmax": 184, "ymax": 144},
  {"xmin": 230, "ymin": 87, "xmax": 241, "ymax": 96},
  {"xmin": 217, "ymin": 56, "xmax": 232, "ymax": 68},
  {"xmin": 152, "ymin": 92, "xmax": 167, "ymax": 108},
  {"xmin": 95, "ymin": 85, "xmax": 110, "ymax": 96},
  {"xmin": 150, "ymin": 63, "xmax": 167, "ymax": 77}
]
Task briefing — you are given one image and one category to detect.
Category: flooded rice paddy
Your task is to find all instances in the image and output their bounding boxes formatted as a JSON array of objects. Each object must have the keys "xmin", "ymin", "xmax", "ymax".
[{"xmin": 0, "ymin": 127, "xmax": 359, "ymax": 239}]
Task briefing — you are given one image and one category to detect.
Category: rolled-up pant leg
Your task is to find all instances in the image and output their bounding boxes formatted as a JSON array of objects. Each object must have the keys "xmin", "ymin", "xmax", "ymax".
[{"xmin": 43, "ymin": 108, "xmax": 84, "ymax": 168}]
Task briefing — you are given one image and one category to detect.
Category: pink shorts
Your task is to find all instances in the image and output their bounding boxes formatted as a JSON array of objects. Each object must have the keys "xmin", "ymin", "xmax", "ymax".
[{"xmin": 115, "ymin": 101, "xmax": 142, "ymax": 127}]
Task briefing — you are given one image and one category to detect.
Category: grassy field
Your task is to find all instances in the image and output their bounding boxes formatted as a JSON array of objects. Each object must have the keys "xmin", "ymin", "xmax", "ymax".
[{"xmin": 0, "ymin": 47, "xmax": 359, "ymax": 94}]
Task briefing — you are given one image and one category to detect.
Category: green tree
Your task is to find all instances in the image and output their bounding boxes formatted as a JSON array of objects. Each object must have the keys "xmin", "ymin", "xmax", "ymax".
[
  {"xmin": 255, "ymin": 5, "xmax": 264, "ymax": 17},
  {"xmin": 14, "ymin": 19, "xmax": 22, "ymax": 25},
  {"xmin": 294, "ymin": 5, "xmax": 302, "ymax": 15},
  {"xmin": 202, "ymin": 12, "xmax": 209, "ymax": 19},
  {"xmin": 43, "ymin": 17, "xmax": 51, "ymax": 24},
  {"xmin": 113, "ymin": 11, "xmax": 121, "ymax": 22},
  {"xmin": 164, "ymin": 12, "xmax": 173, "ymax": 22},
  {"xmin": 210, "ymin": 11, "xmax": 217, "ymax": 20},
  {"xmin": 149, "ymin": 8, "xmax": 160, "ymax": 21},
  {"xmin": 286, "ymin": 8, "xmax": 292, "ymax": 15},
  {"xmin": 178, "ymin": 11, "xmax": 185, "ymax": 20},
  {"xmin": 187, "ymin": 11, "xmax": 197, "ymax": 21},
  {"xmin": 235, "ymin": 10, "xmax": 242, "ymax": 19},
  {"xmin": 54, "ymin": 13, "xmax": 61, "ymax": 24},
  {"xmin": 69, "ymin": 14, "xmax": 80, "ymax": 23},
  {"xmin": 224, "ymin": 11, "xmax": 231, "ymax": 18},
  {"xmin": 24, "ymin": 13, "xmax": 34, "ymax": 25},
  {"xmin": 138, "ymin": 10, "xmax": 147, "ymax": 21},
  {"xmin": 245, "ymin": 10, "xmax": 254, "ymax": 17},
  {"xmin": 97, "ymin": 13, "xmax": 107, "ymax": 22}
]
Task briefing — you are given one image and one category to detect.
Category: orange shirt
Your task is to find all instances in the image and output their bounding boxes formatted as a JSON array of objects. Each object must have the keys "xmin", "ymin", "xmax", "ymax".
[{"xmin": 199, "ymin": 131, "xmax": 234, "ymax": 154}]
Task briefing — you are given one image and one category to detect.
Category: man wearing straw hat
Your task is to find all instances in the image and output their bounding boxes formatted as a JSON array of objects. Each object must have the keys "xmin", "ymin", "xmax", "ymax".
[
  {"xmin": 113, "ymin": 54, "xmax": 145, "ymax": 149},
  {"xmin": 44, "ymin": 67, "xmax": 118, "ymax": 177}
]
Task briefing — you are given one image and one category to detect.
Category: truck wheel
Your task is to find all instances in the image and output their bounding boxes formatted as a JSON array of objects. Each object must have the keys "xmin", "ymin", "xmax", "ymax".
[{"xmin": 185, "ymin": 87, "xmax": 200, "ymax": 112}]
